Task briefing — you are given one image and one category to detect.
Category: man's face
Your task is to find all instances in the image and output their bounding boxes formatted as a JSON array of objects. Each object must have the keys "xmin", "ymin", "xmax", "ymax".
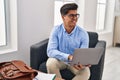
[{"xmin": 62, "ymin": 10, "xmax": 79, "ymax": 28}]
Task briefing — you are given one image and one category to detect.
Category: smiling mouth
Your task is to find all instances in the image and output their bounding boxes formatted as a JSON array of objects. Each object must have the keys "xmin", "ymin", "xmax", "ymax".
[{"xmin": 71, "ymin": 20, "xmax": 76, "ymax": 24}]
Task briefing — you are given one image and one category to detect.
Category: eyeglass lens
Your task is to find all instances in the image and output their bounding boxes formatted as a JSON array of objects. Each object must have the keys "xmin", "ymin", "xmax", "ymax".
[{"xmin": 68, "ymin": 14, "xmax": 80, "ymax": 18}]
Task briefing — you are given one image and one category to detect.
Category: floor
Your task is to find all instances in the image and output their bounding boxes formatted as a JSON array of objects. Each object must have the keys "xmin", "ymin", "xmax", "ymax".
[{"xmin": 102, "ymin": 47, "xmax": 120, "ymax": 80}]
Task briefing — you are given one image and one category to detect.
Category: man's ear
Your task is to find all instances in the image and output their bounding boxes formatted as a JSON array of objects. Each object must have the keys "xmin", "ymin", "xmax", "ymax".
[{"xmin": 61, "ymin": 15, "xmax": 65, "ymax": 20}]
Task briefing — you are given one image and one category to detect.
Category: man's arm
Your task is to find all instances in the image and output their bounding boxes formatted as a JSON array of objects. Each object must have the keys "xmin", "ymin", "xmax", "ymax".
[
  {"xmin": 80, "ymin": 31, "xmax": 89, "ymax": 48},
  {"xmin": 47, "ymin": 27, "xmax": 69, "ymax": 62},
  {"xmin": 72, "ymin": 31, "xmax": 90, "ymax": 70}
]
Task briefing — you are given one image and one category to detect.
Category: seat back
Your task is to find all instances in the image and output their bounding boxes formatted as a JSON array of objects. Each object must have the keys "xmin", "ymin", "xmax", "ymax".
[
  {"xmin": 30, "ymin": 39, "xmax": 49, "ymax": 70},
  {"xmin": 88, "ymin": 32, "xmax": 98, "ymax": 48}
]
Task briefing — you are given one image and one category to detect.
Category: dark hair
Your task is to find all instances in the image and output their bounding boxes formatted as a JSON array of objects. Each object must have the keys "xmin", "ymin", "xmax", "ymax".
[{"xmin": 60, "ymin": 3, "xmax": 78, "ymax": 16}]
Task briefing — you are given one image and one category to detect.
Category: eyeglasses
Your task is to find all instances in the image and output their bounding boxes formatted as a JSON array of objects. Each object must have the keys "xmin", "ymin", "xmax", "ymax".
[{"xmin": 66, "ymin": 14, "xmax": 80, "ymax": 18}]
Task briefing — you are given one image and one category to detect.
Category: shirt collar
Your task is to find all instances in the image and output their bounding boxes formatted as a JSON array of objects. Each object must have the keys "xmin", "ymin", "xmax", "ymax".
[{"xmin": 62, "ymin": 24, "xmax": 77, "ymax": 35}]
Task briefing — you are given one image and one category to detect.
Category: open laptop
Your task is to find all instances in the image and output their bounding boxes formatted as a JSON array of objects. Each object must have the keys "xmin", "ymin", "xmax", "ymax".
[{"xmin": 70, "ymin": 47, "xmax": 104, "ymax": 65}]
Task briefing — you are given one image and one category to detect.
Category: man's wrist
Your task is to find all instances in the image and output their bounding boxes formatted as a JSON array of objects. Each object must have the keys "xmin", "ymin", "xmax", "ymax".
[{"xmin": 68, "ymin": 55, "xmax": 73, "ymax": 61}]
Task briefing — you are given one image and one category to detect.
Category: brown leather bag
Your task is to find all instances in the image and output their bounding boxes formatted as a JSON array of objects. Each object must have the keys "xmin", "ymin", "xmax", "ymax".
[{"xmin": 0, "ymin": 60, "xmax": 38, "ymax": 80}]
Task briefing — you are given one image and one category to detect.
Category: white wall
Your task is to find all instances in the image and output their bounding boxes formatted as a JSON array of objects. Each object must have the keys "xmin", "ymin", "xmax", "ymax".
[
  {"xmin": 99, "ymin": 0, "xmax": 115, "ymax": 47},
  {"xmin": 77, "ymin": 0, "xmax": 85, "ymax": 27},
  {"xmin": 0, "ymin": 0, "xmax": 54, "ymax": 65},
  {"xmin": 78, "ymin": 0, "xmax": 115, "ymax": 47},
  {"xmin": 84, "ymin": 0, "xmax": 97, "ymax": 31}
]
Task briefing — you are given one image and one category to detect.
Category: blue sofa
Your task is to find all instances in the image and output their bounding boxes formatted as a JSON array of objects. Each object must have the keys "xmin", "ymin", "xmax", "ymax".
[{"xmin": 30, "ymin": 32, "xmax": 106, "ymax": 80}]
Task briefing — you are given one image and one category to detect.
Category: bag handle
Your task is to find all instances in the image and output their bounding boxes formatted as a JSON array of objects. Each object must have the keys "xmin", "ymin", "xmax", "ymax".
[{"xmin": 11, "ymin": 60, "xmax": 33, "ymax": 72}]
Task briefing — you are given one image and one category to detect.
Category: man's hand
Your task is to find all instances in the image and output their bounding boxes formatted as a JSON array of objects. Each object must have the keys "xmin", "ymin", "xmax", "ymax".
[
  {"xmin": 68, "ymin": 55, "xmax": 91, "ymax": 70},
  {"xmin": 73, "ymin": 64, "xmax": 91, "ymax": 70},
  {"xmin": 73, "ymin": 64, "xmax": 85, "ymax": 70}
]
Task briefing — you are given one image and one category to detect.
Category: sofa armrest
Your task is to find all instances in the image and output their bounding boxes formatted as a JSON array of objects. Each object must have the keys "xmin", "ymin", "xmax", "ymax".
[
  {"xmin": 95, "ymin": 40, "xmax": 106, "ymax": 48},
  {"xmin": 30, "ymin": 39, "xmax": 49, "ymax": 70},
  {"xmin": 90, "ymin": 40, "xmax": 106, "ymax": 80}
]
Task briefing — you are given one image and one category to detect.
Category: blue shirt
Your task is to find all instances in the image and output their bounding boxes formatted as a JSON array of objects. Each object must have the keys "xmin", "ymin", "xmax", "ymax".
[{"xmin": 47, "ymin": 24, "xmax": 89, "ymax": 62}]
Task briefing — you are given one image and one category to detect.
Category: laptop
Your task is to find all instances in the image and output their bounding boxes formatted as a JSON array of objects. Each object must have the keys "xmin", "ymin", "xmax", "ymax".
[{"xmin": 70, "ymin": 48, "xmax": 104, "ymax": 65}]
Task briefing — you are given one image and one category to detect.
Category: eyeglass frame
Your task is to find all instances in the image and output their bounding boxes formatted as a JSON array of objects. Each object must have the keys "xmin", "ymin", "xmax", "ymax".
[{"xmin": 65, "ymin": 13, "xmax": 80, "ymax": 18}]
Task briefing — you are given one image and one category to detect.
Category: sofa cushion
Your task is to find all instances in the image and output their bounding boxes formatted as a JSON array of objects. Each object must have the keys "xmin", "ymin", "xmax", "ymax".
[
  {"xmin": 39, "ymin": 62, "xmax": 47, "ymax": 73},
  {"xmin": 60, "ymin": 69, "xmax": 74, "ymax": 80}
]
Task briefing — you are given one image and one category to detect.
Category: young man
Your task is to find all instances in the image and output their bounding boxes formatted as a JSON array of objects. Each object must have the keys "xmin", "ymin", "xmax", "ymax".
[{"xmin": 46, "ymin": 3, "xmax": 90, "ymax": 80}]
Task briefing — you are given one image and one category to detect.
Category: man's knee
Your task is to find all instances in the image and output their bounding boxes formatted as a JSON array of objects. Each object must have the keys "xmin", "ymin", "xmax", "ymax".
[
  {"xmin": 46, "ymin": 58, "xmax": 59, "ymax": 68},
  {"xmin": 78, "ymin": 67, "xmax": 90, "ymax": 80},
  {"xmin": 72, "ymin": 67, "xmax": 90, "ymax": 80}
]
